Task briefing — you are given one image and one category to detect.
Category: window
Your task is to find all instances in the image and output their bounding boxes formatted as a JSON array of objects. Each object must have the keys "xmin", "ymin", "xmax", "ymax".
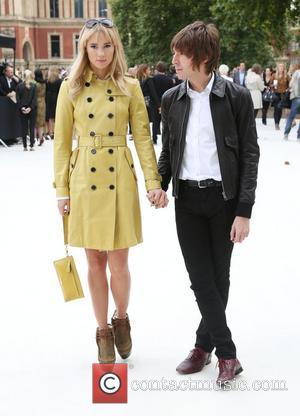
[
  {"xmin": 99, "ymin": 0, "xmax": 107, "ymax": 17},
  {"xmin": 74, "ymin": 0, "xmax": 83, "ymax": 18},
  {"xmin": 51, "ymin": 35, "xmax": 60, "ymax": 57},
  {"xmin": 74, "ymin": 34, "xmax": 80, "ymax": 56},
  {"xmin": 50, "ymin": 0, "xmax": 59, "ymax": 18}
]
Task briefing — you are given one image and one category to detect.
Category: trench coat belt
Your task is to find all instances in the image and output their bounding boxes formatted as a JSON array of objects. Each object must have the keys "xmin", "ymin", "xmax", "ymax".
[{"xmin": 77, "ymin": 135, "xmax": 127, "ymax": 148}]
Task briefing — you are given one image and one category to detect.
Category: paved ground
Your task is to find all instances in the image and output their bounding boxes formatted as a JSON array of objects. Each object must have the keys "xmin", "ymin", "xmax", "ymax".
[{"xmin": 0, "ymin": 119, "xmax": 299, "ymax": 415}]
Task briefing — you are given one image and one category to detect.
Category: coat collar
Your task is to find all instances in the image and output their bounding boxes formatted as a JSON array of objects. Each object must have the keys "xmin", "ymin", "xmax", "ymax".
[
  {"xmin": 177, "ymin": 72, "xmax": 226, "ymax": 100},
  {"xmin": 83, "ymin": 66, "xmax": 126, "ymax": 95}
]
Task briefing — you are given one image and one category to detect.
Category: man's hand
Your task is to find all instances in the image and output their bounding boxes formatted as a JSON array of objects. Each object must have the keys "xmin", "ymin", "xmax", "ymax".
[
  {"xmin": 147, "ymin": 189, "xmax": 168, "ymax": 208},
  {"xmin": 57, "ymin": 199, "xmax": 70, "ymax": 216},
  {"xmin": 230, "ymin": 216, "xmax": 250, "ymax": 243}
]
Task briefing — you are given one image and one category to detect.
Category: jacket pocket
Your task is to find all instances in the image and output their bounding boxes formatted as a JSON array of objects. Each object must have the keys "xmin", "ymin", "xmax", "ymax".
[
  {"xmin": 124, "ymin": 149, "xmax": 137, "ymax": 181},
  {"xmin": 69, "ymin": 148, "xmax": 79, "ymax": 181}
]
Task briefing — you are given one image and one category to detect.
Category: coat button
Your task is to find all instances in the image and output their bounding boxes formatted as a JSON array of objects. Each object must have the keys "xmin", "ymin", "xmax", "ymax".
[
  {"xmin": 108, "ymin": 149, "xmax": 114, "ymax": 154},
  {"xmin": 109, "ymin": 185, "xmax": 115, "ymax": 190},
  {"xmin": 108, "ymin": 131, "xmax": 114, "ymax": 136},
  {"xmin": 109, "ymin": 96, "xmax": 114, "ymax": 102},
  {"xmin": 91, "ymin": 185, "xmax": 97, "ymax": 190},
  {"xmin": 108, "ymin": 113, "xmax": 114, "ymax": 119},
  {"xmin": 91, "ymin": 149, "xmax": 97, "ymax": 154},
  {"xmin": 87, "ymin": 97, "xmax": 92, "ymax": 102},
  {"xmin": 107, "ymin": 89, "xmax": 112, "ymax": 94},
  {"xmin": 131, "ymin": 163, "xmax": 134, "ymax": 168},
  {"xmin": 71, "ymin": 163, "xmax": 74, "ymax": 168},
  {"xmin": 90, "ymin": 131, "xmax": 95, "ymax": 136},
  {"xmin": 109, "ymin": 166, "xmax": 114, "ymax": 172},
  {"xmin": 85, "ymin": 82, "xmax": 90, "ymax": 87},
  {"xmin": 89, "ymin": 113, "xmax": 94, "ymax": 118},
  {"xmin": 91, "ymin": 167, "xmax": 96, "ymax": 172}
]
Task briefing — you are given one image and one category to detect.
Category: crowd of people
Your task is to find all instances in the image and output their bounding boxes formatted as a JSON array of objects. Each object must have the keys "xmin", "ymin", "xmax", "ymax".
[
  {"xmin": 0, "ymin": 63, "xmax": 64, "ymax": 150},
  {"xmin": 1, "ymin": 58, "xmax": 300, "ymax": 149}
]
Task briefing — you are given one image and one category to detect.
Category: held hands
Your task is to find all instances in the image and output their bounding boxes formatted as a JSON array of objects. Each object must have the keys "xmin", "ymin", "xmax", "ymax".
[
  {"xmin": 230, "ymin": 216, "xmax": 250, "ymax": 243},
  {"xmin": 147, "ymin": 189, "xmax": 168, "ymax": 209},
  {"xmin": 57, "ymin": 199, "xmax": 70, "ymax": 216}
]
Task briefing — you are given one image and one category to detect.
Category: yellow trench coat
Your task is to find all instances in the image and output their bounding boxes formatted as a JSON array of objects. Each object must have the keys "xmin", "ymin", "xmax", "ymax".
[{"xmin": 53, "ymin": 68, "xmax": 161, "ymax": 251}]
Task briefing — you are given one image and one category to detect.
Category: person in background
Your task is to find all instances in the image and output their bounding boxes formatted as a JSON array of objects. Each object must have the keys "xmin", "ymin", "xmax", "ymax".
[
  {"xmin": 218, "ymin": 64, "xmax": 233, "ymax": 82},
  {"xmin": 0, "ymin": 64, "xmax": 20, "ymax": 98},
  {"xmin": 136, "ymin": 64, "xmax": 160, "ymax": 134},
  {"xmin": 46, "ymin": 66, "xmax": 62, "ymax": 140},
  {"xmin": 245, "ymin": 64, "xmax": 265, "ymax": 118},
  {"xmin": 152, "ymin": 61, "xmax": 174, "ymax": 144},
  {"xmin": 283, "ymin": 64, "xmax": 300, "ymax": 140},
  {"xmin": 168, "ymin": 64, "xmax": 182, "ymax": 86},
  {"xmin": 233, "ymin": 62, "xmax": 247, "ymax": 87},
  {"xmin": 34, "ymin": 68, "xmax": 46, "ymax": 146},
  {"xmin": 16, "ymin": 69, "xmax": 37, "ymax": 151},
  {"xmin": 273, "ymin": 63, "xmax": 289, "ymax": 130},
  {"xmin": 261, "ymin": 67, "xmax": 274, "ymax": 125}
]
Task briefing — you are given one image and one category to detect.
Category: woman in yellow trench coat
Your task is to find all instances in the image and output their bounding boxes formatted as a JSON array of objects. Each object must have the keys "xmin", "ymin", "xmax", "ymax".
[{"xmin": 53, "ymin": 18, "xmax": 168, "ymax": 363}]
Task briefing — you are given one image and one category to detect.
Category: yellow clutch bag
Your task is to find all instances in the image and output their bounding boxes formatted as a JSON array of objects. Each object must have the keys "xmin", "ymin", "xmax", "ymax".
[{"xmin": 53, "ymin": 215, "xmax": 84, "ymax": 302}]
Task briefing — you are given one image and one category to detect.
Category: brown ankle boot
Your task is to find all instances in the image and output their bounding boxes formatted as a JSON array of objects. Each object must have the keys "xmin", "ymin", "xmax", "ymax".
[
  {"xmin": 111, "ymin": 312, "xmax": 132, "ymax": 359},
  {"xmin": 96, "ymin": 325, "xmax": 116, "ymax": 364}
]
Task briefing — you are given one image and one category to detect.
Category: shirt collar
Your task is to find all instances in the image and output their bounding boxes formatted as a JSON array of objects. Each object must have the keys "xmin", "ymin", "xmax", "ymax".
[{"xmin": 187, "ymin": 73, "xmax": 215, "ymax": 96}]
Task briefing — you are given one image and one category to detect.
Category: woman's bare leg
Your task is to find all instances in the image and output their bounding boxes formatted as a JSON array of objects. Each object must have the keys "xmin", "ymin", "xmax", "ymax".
[
  {"xmin": 85, "ymin": 249, "xmax": 109, "ymax": 329},
  {"xmin": 107, "ymin": 248, "xmax": 131, "ymax": 319}
]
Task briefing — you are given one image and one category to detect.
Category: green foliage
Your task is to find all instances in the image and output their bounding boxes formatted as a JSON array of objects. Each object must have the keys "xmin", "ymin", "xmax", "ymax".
[{"xmin": 110, "ymin": 0, "xmax": 300, "ymax": 69}]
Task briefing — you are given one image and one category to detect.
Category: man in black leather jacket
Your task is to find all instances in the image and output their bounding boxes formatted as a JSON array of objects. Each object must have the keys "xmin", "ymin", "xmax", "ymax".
[{"xmin": 158, "ymin": 21, "xmax": 259, "ymax": 386}]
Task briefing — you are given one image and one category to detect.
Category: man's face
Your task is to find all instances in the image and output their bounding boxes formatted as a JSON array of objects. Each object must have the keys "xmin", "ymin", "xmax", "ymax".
[
  {"xmin": 4, "ymin": 67, "xmax": 13, "ymax": 79},
  {"xmin": 240, "ymin": 63, "xmax": 245, "ymax": 72},
  {"xmin": 172, "ymin": 49, "xmax": 202, "ymax": 80}
]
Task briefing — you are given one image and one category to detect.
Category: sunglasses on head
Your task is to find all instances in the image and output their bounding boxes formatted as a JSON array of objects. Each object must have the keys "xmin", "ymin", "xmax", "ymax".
[{"xmin": 85, "ymin": 18, "xmax": 114, "ymax": 29}]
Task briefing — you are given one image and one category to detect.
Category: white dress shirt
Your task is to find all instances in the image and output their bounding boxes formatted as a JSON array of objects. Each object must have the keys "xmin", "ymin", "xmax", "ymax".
[{"xmin": 179, "ymin": 73, "xmax": 222, "ymax": 181}]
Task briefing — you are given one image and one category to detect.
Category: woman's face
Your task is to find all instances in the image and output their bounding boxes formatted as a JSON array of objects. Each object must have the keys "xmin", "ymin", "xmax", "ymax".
[
  {"xmin": 278, "ymin": 63, "xmax": 284, "ymax": 73},
  {"xmin": 265, "ymin": 68, "xmax": 271, "ymax": 76},
  {"xmin": 86, "ymin": 31, "xmax": 115, "ymax": 76}
]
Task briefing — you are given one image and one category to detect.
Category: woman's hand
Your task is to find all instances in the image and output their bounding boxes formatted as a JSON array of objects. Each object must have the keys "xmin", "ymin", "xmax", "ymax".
[
  {"xmin": 57, "ymin": 199, "xmax": 70, "ymax": 216},
  {"xmin": 147, "ymin": 189, "xmax": 168, "ymax": 208}
]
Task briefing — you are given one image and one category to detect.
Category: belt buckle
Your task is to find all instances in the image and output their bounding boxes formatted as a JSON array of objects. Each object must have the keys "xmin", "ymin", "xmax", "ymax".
[
  {"xmin": 197, "ymin": 181, "xmax": 207, "ymax": 189},
  {"xmin": 94, "ymin": 136, "xmax": 102, "ymax": 148}
]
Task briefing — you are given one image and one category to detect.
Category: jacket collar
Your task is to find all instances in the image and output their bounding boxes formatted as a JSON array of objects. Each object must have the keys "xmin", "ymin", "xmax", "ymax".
[
  {"xmin": 83, "ymin": 66, "xmax": 126, "ymax": 95},
  {"xmin": 177, "ymin": 72, "xmax": 226, "ymax": 100}
]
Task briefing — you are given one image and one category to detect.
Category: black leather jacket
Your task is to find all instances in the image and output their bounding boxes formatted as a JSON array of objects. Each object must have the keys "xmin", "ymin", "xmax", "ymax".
[{"xmin": 157, "ymin": 73, "xmax": 260, "ymax": 218}]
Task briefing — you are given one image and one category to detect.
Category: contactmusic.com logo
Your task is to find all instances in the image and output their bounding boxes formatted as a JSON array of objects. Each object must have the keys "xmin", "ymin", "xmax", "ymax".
[{"xmin": 92, "ymin": 363, "xmax": 128, "ymax": 403}]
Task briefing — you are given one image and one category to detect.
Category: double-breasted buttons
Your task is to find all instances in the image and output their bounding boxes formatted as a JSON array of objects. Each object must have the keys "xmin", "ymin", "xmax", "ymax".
[
  {"xmin": 85, "ymin": 82, "xmax": 90, "ymax": 87},
  {"xmin": 109, "ymin": 166, "xmax": 114, "ymax": 172},
  {"xmin": 90, "ymin": 131, "xmax": 95, "ymax": 137},
  {"xmin": 131, "ymin": 163, "xmax": 134, "ymax": 168},
  {"xmin": 107, "ymin": 89, "xmax": 112, "ymax": 94},
  {"xmin": 71, "ymin": 163, "xmax": 74, "ymax": 168},
  {"xmin": 87, "ymin": 97, "xmax": 92, "ymax": 102},
  {"xmin": 109, "ymin": 185, "xmax": 115, "ymax": 190},
  {"xmin": 108, "ymin": 149, "xmax": 114, "ymax": 154},
  {"xmin": 109, "ymin": 96, "xmax": 114, "ymax": 102},
  {"xmin": 89, "ymin": 113, "xmax": 94, "ymax": 119},
  {"xmin": 108, "ymin": 131, "xmax": 114, "ymax": 136},
  {"xmin": 91, "ymin": 149, "xmax": 97, "ymax": 154},
  {"xmin": 91, "ymin": 185, "xmax": 97, "ymax": 190},
  {"xmin": 91, "ymin": 167, "xmax": 96, "ymax": 172},
  {"xmin": 108, "ymin": 113, "xmax": 114, "ymax": 119}
]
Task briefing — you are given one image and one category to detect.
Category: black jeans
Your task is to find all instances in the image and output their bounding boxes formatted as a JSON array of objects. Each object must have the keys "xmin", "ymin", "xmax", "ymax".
[
  {"xmin": 262, "ymin": 100, "xmax": 270, "ymax": 123},
  {"xmin": 20, "ymin": 109, "xmax": 36, "ymax": 148},
  {"xmin": 273, "ymin": 93, "xmax": 283, "ymax": 125},
  {"xmin": 152, "ymin": 107, "xmax": 161, "ymax": 144},
  {"xmin": 175, "ymin": 182, "xmax": 237, "ymax": 359}
]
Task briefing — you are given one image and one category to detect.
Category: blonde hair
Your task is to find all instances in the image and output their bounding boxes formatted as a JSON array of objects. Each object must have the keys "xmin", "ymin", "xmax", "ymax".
[
  {"xmin": 48, "ymin": 66, "xmax": 60, "ymax": 83},
  {"xmin": 24, "ymin": 69, "xmax": 35, "ymax": 88},
  {"xmin": 137, "ymin": 64, "xmax": 150, "ymax": 81},
  {"xmin": 68, "ymin": 23, "xmax": 128, "ymax": 99}
]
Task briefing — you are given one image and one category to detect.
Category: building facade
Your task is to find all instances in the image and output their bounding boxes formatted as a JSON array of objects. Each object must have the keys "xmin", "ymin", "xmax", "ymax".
[{"xmin": 0, "ymin": 0, "xmax": 111, "ymax": 72}]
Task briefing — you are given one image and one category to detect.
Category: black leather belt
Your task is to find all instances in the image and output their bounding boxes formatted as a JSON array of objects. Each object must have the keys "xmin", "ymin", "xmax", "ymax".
[{"xmin": 180, "ymin": 179, "xmax": 222, "ymax": 188}]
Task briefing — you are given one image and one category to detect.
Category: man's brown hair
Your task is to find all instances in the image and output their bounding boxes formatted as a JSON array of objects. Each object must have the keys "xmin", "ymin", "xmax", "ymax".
[{"xmin": 171, "ymin": 21, "xmax": 220, "ymax": 74}]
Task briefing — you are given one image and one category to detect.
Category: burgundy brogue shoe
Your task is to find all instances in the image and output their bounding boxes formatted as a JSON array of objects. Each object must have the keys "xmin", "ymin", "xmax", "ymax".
[
  {"xmin": 176, "ymin": 347, "xmax": 212, "ymax": 374},
  {"xmin": 217, "ymin": 358, "xmax": 243, "ymax": 385}
]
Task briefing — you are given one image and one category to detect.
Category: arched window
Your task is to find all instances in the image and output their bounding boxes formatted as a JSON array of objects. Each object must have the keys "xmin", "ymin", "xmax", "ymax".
[
  {"xmin": 74, "ymin": 0, "xmax": 83, "ymax": 18},
  {"xmin": 99, "ymin": 0, "xmax": 107, "ymax": 17}
]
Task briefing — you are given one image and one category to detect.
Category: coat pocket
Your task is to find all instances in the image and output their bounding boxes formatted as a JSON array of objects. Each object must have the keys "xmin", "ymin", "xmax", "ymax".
[
  {"xmin": 124, "ymin": 148, "xmax": 137, "ymax": 181},
  {"xmin": 69, "ymin": 148, "xmax": 79, "ymax": 181}
]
